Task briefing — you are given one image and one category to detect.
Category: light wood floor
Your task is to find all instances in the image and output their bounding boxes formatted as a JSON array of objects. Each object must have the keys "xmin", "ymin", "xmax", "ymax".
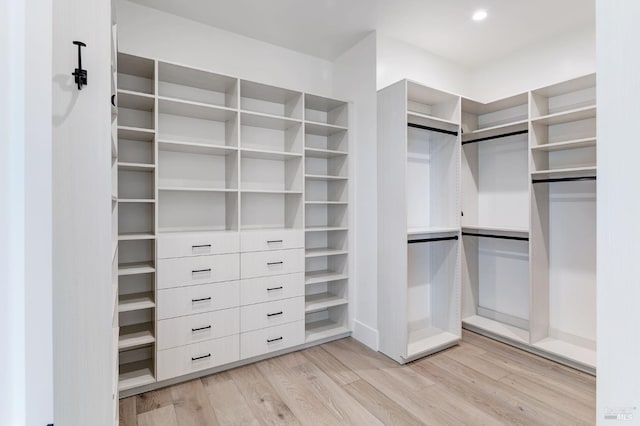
[{"xmin": 119, "ymin": 330, "xmax": 596, "ymax": 425}]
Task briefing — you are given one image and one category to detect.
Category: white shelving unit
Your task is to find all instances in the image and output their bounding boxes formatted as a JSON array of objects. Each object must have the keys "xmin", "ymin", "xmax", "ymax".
[
  {"xmin": 110, "ymin": 7, "xmax": 119, "ymax": 422},
  {"xmin": 377, "ymin": 80, "xmax": 462, "ymax": 364},
  {"xmin": 115, "ymin": 53, "xmax": 351, "ymax": 397}
]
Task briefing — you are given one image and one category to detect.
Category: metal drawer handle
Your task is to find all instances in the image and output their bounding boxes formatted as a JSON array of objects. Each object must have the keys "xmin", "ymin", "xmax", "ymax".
[
  {"xmin": 191, "ymin": 353, "xmax": 211, "ymax": 361},
  {"xmin": 192, "ymin": 244, "xmax": 211, "ymax": 248},
  {"xmin": 192, "ymin": 268, "xmax": 211, "ymax": 273},
  {"xmin": 267, "ymin": 286, "xmax": 283, "ymax": 291},
  {"xmin": 267, "ymin": 311, "xmax": 283, "ymax": 317},
  {"xmin": 192, "ymin": 325, "xmax": 212, "ymax": 332},
  {"xmin": 192, "ymin": 297, "xmax": 212, "ymax": 302},
  {"xmin": 267, "ymin": 337, "xmax": 283, "ymax": 343},
  {"xmin": 267, "ymin": 240, "xmax": 283, "ymax": 244},
  {"xmin": 267, "ymin": 261, "xmax": 283, "ymax": 266}
]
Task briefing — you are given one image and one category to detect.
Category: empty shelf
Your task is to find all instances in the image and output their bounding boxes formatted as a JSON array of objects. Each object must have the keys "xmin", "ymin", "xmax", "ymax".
[
  {"xmin": 118, "ymin": 198, "xmax": 156, "ymax": 203},
  {"xmin": 118, "ymin": 292, "xmax": 155, "ymax": 313},
  {"xmin": 118, "ymin": 359, "xmax": 155, "ymax": 392},
  {"xmin": 407, "ymin": 227, "xmax": 459, "ymax": 236},
  {"xmin": 158, "ymin": 97, "xmax": 237, "ymax": 122},
  {"xmin": 531, "ymin": 166, "xmax": 597, "ymax": 179},
  {"xmin": 158, "ymin": 186, "xmax": 237, "ymax": 193},
  {"xmin": 241, "ymin": 148, "xmax": 303, "ymax": 160},
  {"xmin": 531, "ymin": 137, "xmax": 596, "ymax": 152},
  {"xmin": 118, "ymin": 232, "xmax": 156, "ymax": 241},
  {"xmin": 118, "ymin": 322, "xmax": 155, "ymax": 350},
  {"xmin": 305, "ymin": 174, "xmax": 348, "ymax": 181},
  {"xmin": 304, "ymin": 147, "xmax": 348, "ymax": 158},
  {"xmin": 406, "ymin": 328, "xmax": 459, "ymax": 360},
  {"xmin": 465, "ymin": 119, "xmax": 528, "ymax": 138},
  {"xmin": 117, "ymin": 90, "xmax": 155, "ymax": 111},
  {"xmin": 305, "ymin": 121, "xmax": 348, "ymax": 136},
  {"xmin": 461, "ymin": 225, "xmax": 529, "ymax": 235},
  {"xmin": 118, "ymin": 126, "xmax": 155, "ymax": 141},
  {"xmin": 305, "ymin": 200, "xmax": 348, "ymax": 205},
  {"xmin": 462, "ymin": 315, "xmax": 529, "ymax": 345},
  {"xmin": 305, "ymin": 319, "xmax": 350, "ymax": 343},
  {"xmin": 118, "ymin": 262, "xmax": 155, "ymax": 276},
  {"xmin": 118, "ymin": 162, "xmax": 155, "ymax": 172},
  {"xmin": 305, "ymin": 270, "xmax": 348, "ymax": 285},
  {"xmin": 531, "ymin": 105, "xmax": 596, "ymax": 125},
  {"xmin": 305, "ymin": 293, "xmax": 348, "ymax": 313},
  {"xmin": 305, "ymin": 248, "xmax": 348, "ymax": 258},
  {"xmin": 305, "ymin": 226, "xmax": 348, "ymax": 232},
  {"xmin": 158, "ymin": 139, "xmax": 238, "ymax": 156},
  {"xmin": 241, "ymin": 189, "xmax": 302, "ymax": 194},
  {"xmin": 407, "ymin": 111, "xmax": 459, "ymax": 127},
  {"xmin": 241, "ymin": 111, "xmax": 302, "ymax": 130}
]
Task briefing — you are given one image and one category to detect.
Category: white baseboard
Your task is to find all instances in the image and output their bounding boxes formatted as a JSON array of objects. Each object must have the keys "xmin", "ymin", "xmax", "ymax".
[{"xmin": 352, "ymin": 320, "xmax": 379, "ymax": 350}]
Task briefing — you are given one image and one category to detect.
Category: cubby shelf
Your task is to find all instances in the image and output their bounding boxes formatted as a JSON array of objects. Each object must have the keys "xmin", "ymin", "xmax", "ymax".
[
  {"xmin": 158, "ymin": 96, "xmax": 237, "ymax": 121},
  {"xmin": 240, "ymin": 148, "xmax": 302, "ymax": 160},
  {"xmin": 118, "ymin": 126, "xmax": 155, "ymax": 140},
  {"xmin": 117, "ymin": 90, "xmax": 155, "ymax": 110},
  {"xmin": 118, "ymin": 359, "xmax": 155, "ymax": 392},
  {"xmin": 304, "ymin": 147, "xmax": 348, "ymax": 158},
  {"xmin": 305, "ymin": 319, "xmax": 350, "ymax": 343},
  {"xmin": 305, "ymin": 121, "xmax": 348, "ymax": 136},
  {"xmin": 118, "ymin": 198, "xmax": 156, "ymax": 203},
  {"xmin": 118, "ymin": 322, "xmax": 155, "ymax": 350},
  {"xmin": 241, "ymin": 111, "xmax": 302, "ymax": 130},
  {"xmin": 304, "ymin": 174, "xmax": 348, "ymax": 181},
  {"xmin": 118, "ymin": 262, "xmax": 155, "ymax": 276},
  {"xmin": 118, "ymin": 292, "xmax": 155, "ymax": 313},
  {"xmin": 118, "ymin": 232, "xmax": 156, "ymax": 241},
  {"xmin": 118, "ymin": 162, "xmax": 155, "ymax": 172},
  {"xmin": 305, "ymin": 248, "xmax": 348, "ymax": 258},
  {"xmin": 531, "ymin": 105, "xmax": 596, "ymax": 125},
  {"xmin": 305, "ymin": 293, "xmax": 348, "ymax": 313},
  {"xmin": 531, "ymin": 137, "xmax": 597, "ymax": 152},
  {"xmin": 305, "ymin": 270, "xmax": 349, "ymax": 285},
  {"xmin": 158, "ymin": 140, "xmax": 238, "ymax": 156}
]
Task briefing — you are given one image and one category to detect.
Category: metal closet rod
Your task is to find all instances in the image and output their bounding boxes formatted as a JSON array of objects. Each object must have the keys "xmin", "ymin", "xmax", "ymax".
[
  {"xmin": 408, "ymin": 235, "xmax": 459, "ymax": 244},
  {"xmin": 408, "ymin": 122, "xmax": 459, "ymax": 137},
  {"xmin": 462, "ymin": 232, "xmax": 529, "ymax": 242},
  {"xmin": 532, "ymin": 176, "xmax": 597, "ymax": 184},
  {"xmin": 462, "ymin": 129, "xmax": 528, "ymax": 145}
]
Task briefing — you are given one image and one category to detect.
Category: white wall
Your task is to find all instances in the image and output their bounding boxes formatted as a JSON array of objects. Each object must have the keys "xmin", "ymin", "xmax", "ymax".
[
  {"xmin": 596, "ymin": 1, "xmax": 640, "ymax": 424},
  {"xmin": 377, "ymin": 34, "xmax": 471, "ymax": 94},
  {"xmin": 117, "ymin": 0, "xmax": 334, "ymax": 96},
  {"xmin": 470, "ymin": 26, "xmax": 595, "ymax": 101},
  {"xmin": 333, "ymin": 32, "xmax": 379, "ymax": 349},
  {"xmin": 0, "ymin": 0, "xmax": 54, "ymax": 425}
]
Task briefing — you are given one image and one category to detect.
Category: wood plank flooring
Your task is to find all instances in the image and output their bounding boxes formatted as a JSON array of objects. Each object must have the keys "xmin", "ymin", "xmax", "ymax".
[{"xmin": 120, "ymin": 330, "xmax": 595, "ymax": 425}]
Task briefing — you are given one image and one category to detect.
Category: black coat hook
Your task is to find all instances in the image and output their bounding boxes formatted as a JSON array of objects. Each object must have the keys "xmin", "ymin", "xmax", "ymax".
[{"xmin": 72, "ymin": 41, "xmax": 87, "ymax": 90}]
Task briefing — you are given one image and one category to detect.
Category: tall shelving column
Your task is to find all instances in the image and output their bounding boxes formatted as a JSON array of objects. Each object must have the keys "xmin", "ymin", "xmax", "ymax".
[
  {"xmin": 529, "ymin": 74, "xmax": 597, "ymax": 372},
  {"xmin": 116, "ymin": 53, "xmax": 157, "ymax": 392},
  {"xmin": 459, "ymin": 94, "xmax": 531, "ymax": 345},
  {"xmin": 303, "ymin": 94, "xmax": 351, "ymax": 343},
  {"xmin": 378, "ymin": 80, "xmax": 462, "ymax": 364}
]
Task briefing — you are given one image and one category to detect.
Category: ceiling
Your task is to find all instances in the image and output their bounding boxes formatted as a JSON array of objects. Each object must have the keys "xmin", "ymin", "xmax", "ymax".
[{"xmin": 127, "ymin": 0, "xmax": 595, "ymax": 68}]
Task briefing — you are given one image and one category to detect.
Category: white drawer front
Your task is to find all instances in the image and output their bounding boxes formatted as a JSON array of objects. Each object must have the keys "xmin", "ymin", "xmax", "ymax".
[
  {"xmin": 240, "ymin": 229, "xmax": 304, "ymax": 252},
  {"xmin": 240, "ymin": 273, "xmax": 305, "ymax": 305},
  {"xmin": 157, "ymin": 281, "xmax": 240, "ymax": 320},
  {"xmin": 240, "ymin": 320, "xmax": 305, "ymax": 360},
  {"xmin": 240, "ymin": 297, "xmax": 304, "ymax": 333},
  {"xmin": 157, "ymin": 334, "xmax": 239, "ymax": 381},
  {"xmin": 157, "ymin": 253, "xmax": 239, "ymax": 289},
  {"xmin": 157, "ymin": 308, "xmax": 239, "ymax": 350},
  {"xmin": 240, "ymin": 249, "xmax": 304, "ymax": 279},
  {"xmin": 158, "ymin": 231, "xmax": 239, "ymax": 259}
]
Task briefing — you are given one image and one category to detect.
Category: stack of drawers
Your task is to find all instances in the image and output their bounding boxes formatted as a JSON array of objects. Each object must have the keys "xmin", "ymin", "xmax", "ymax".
[{"xmin": 156, "ymin": 229, "xmax": 305, "ymax": 382}]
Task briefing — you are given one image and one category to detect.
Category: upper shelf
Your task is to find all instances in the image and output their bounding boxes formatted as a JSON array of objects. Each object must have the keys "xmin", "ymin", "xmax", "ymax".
[
  {"xmin": 240, "ymin": 80, "xmax": 303, "ymax": 120},
  {"xmin": 158, "ymin": 97, "xmax": 237, "ymax": 122},
  {"xmin": 241, "ymin": 111, "xmax": 301, "ymax": 131},
  {"xmin": 531, "ymin": 137, "xmax": 597, "ymax": 152},
  {"xmin": 530, "ymin": 105, "xmax": 596, "ymax": 126},
  {"xmin": 305, "ymin": 122, "xmax": 348, "ymax": 136}
]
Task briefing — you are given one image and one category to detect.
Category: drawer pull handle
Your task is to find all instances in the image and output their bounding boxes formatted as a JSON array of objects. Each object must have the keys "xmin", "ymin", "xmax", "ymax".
[
  {"xmin": 192, "ymin": 297, "xmax": 212, "ymax": 302},
  {"xmin": 192, "ymin": 268, "xmax": 212, "ymax": 273},
  {"xmin": 267, "ymin": 240, "xmax": 283, "ymax": 244},
  {"xmin": 267, "ymin": 337, "xmax": 283, "ymax": 343},
  {"xmin": 267, "ymin": 261, "xmax": 283, "ymax": 266},
  {"xmin": 191, "ymin": 353, "xmax": 211, "ymax": 361},
  {"xmin": 267, "ymin": 286, "xmax": 283, "ymax": 291},
  {"xmin": 192, "ymin": 244, "xmax": 211, "ymax": 248},
  {"xmin": 267, "ymin": 311, "xmax": 283, "ymax": 317},
  {"xmin": 192, "ymin": 325, "xmax": 212, "ymax": 332}
]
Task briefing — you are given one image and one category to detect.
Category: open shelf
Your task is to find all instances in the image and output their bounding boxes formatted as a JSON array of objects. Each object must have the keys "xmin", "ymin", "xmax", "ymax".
[
  {"xmin": 118, "ymin": 358, "xmax": 155, "ymax": 392},
  {"xmin": 240, "ymin": 192, "xmax": 301, "ymax": 230},
  {"xmin": 407, "ymin": 81, "xmax": 460, "ymax": 124},
  {"xmin": 462, "ymin": 315, "xmax": 529, "ymax": 345},
  {"xmin": 304, "ymin": 147, "xmax": 348, "ymax": 158},
  {"xmin": 158, "ymin": 139, "xmax": 238, "ymax": 156},
  {"xmin": 305, "ymin": 248, "xmax": 348, "ymax": 258},
  {"xmin": 531, "ymin": 166, "xmax": 597, "ymax": 179},
  {"xmin": 118, "ymin": 232, "xmax": 155, "ymax": 241},
  {"xmin": 240, "ymin": 80, "xmax": 302, "ymax": 119},
  {"xmin": 159, "ymin": 190, "xmax": 238, "ymax": 232},
  {"xmin": 118, "ymin": 262, "xmax": 155, "ymax": 276},
  {"xmin": 305, "ymin": 122, "xmax": 348, "ymax": 137},
  {"xmin": 117, "ymin": 198, "xmax": 155, "ymax": 204},
  {"xmin": 304, "ymin": 93, "xmax": 348, "ymax": 127},
  {"xmin": 407, "ymin": 227, "xmax": 459, "ymax": 236},
  {"xmin": 305, "ymin": 318, "xmax": 350, "ymax": 343},
  {"xmin": 305, "ymin": 292, "xmax": 348, "ymax": 313},
  {"xmin": 118, "ymin": 322, "xmax": 155, "ymax": 350},
  {"xmin": 241, "ymin": 148, "xmax": 302, "ymax": 161},
  {"xmin": 461, "ymin": 225, "xmax": 529, "ymax": 236},
  {"xmin": 305, "ymin": 226, "xmax": 348, "ymax": 233},
  {"xmin": 462, "ymin": 119, "xmax": 528, "ymax": 141},
  {"xmin": 305, "ymin": 174, "xmax": 347, "ymax": 181},
  {"xmin": 118, "ymin": 126, "xmax": 155, "ymax": 142},
  {"xmin": 407, "ymin": 111, "xmax": 459, "ymax": 128},
  {"xmin": 118, "ymin": 162, "xmax": 155, "ymax": 172},
  {"xmin": 118, "ymin": 292, "xmax": 155, "ymax": 313},
  {"xmin": 305, "ymin": 270, "xmax": 348, "ymax": 285},
  {"xmin": 531, "ymin": 105, "xmax": 596, "ymax": 126},
  {"xmin": 158, "ymin": 61, "xmax": 238, "ymax": 108},
  {"xmin": 406, "ymin": 328, "xmax": 460, "ymax": 360},
  {"xmin": 117, "ymin": 53, "xmax": 154, "ymax": 95},
  {"xmin": 530, "ymin": 137, "xmax": 596, "ymax": 152},
  {"xmin": 305, "ymin": 201, "xmax": 348, "ymax": 205}
]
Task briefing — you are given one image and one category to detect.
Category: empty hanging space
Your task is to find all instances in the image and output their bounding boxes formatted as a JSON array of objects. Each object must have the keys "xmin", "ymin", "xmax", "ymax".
[
  {"xmin": 530, "ymin": 74, "xmax": 596, "ymax": 179},
  {"xmin": 406, "ymin": 236, "xmax": 461, "ymax": 361},
  {"xmin": 158, "ymin": 61, "xmax": 238, "ymax": 108}
]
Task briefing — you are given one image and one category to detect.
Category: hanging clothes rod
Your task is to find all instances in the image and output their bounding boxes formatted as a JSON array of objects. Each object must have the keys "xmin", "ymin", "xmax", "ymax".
[
  {"xmin": 408, "ymin": 235, "xmax": 459, "ymax": 244},
  {"xmin": 462, "ymin": 232, "xmax": 529, "ymax": 242},
  {"xmin": 408, "ymin": 122, "xmax": 459, "ymax": 137},
  {"xmin": 532, "ymin": 176, "xmax": 596, "ymax": 184},
  {"xmin": 462, "ymin": 129, "xmax": 528, "ymax": 145}
]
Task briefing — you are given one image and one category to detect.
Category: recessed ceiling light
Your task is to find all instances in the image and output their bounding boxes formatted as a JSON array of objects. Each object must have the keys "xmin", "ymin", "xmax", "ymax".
[{"xmin": 472, "ymin": 9, "xmax": 488, "ymax": 21}]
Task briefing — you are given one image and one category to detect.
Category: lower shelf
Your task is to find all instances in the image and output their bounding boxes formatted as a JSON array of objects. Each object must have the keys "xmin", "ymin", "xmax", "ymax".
[
  {"xmin": 305, "ymin": 319, "xmax": 349, "ymax": 343},
  {"xmin": 406, "ymin": 328, "xmax": 459, "ymax": 361},
  {"xmin": 118, "ymin": 359, "xmax": 155, "ymax": 392},
  {"xmin": 532, "ymin": 337, "xmax": 596, "ymax": 369},
  {"xmin": 119, "ymin": 322, "xmax": 155, "ymax": 350},
  {"xmin": 305, "ymin": 293, "xmax": 348, "ymax": 313},
  {"xmin": 462, "ymin": 315, "xmax": 529, "ymax": 345}
]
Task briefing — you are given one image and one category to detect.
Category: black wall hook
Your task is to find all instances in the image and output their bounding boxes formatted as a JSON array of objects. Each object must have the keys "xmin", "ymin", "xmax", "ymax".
[{"xmin": 72, "ymin": 41, "xmax": 87, "ymax": 90}]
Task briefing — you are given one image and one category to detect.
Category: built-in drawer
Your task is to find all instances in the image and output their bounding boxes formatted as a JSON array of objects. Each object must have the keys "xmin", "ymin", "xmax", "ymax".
[
  {"xmin": 240, "ymin": 297, "xmax": 304, "ymax": 333},
  {"xmin": 157, "ymin": 308, "xmax": 239, "ymax": 350},
  {"xmin": 240, "ymin": 273, "xmax": 305, "ymax": 305},
  {"xmin": 157, "ymin": 281, "xmax": 240, "ymax": 320},
  {"xmin": 157, "ymin": 334, "xmax": 239, "ymax": 381},
  {"xmin": 157, "ymin": 253, "xmax": 239, "ymax": 289},
  {"xmin": 240, "ymin": 320, "xmax": 305, "ymax": 360},
  {"xmin": 240, "ymin": 229, "xmax": 304, "ymax": 252},
  {"xmin": 240, "ymin": 249, "xmax": 304, "ymax": 279},
  {"xmin": 158, "ymin": 231, "xmax": 239, "ymax": 259}
]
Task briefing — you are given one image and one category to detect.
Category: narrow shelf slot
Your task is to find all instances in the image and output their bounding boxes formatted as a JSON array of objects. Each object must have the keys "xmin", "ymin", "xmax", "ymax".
[
  {"xmin": 305, "ymin": 293, "xmax": 348, "ymax": 313},
  {"xmin": 304, "ymin": 147, "xmax": 348, "ymax": 158},
  {"xmin": 118, "ymin": 262, "xmax": 155, "ymax": 276},
  {"xmin": 531, "ymin": 105, "xmax": 597, "ymax": 126},
  {"xmin": 305, "ymin": 248, "xmax": 348, "ymax": 258},
  {"xmin": 305, "ymin": 270, "xmax": 348, "ymax": 285},
  {"xmin": 118, "ymin": 292, "xmax": 155, "ymax": 313},
  {"xmin": 118, "ymin": 359, "xmax": 155, "ymax": 392},
  {"xmin": 118, "ymin": 162, "xmax": 155, "ymax": 172},
  {"xmin": 305, "ymin": 319, "xmax": 350, "ymax": 343},
  {"xmin": 531, "ymin": 137, "xmax": 597, "ymax": 152},
  {"xmin": 304, "ymin": 174, "xmax": 348, "ymax": 181},
  {"xmin": 305, "ymin": 226, "xmax": 348, "ymax": 232},
  {"xmin": 118, "ymin": 322, "xmax": 155, "ymax": 350},
  {"xmin": 158, "ymin": 139, "xmax": 238, "ymax": 156},
  {"xmin": 118, "ymin": 232, "xmax": 155, "ymax": 241}
]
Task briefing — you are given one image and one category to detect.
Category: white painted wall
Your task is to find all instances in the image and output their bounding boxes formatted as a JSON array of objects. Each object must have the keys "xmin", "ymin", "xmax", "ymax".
[
  {"xmin": 333, "ymin": 32, "xmax": 379, "ymax": 349},
  {"xmin": 470, "ymin": 26, "xmax": 596, "ymax": 101},
  {"xmin": 0, "ymin": 0, "xmax": 54, "ymax": 425},
  {"xmin": 117, "ymin": 0, "xmax": 334, "ymax": 97},
  {"xmin": 377, "ymin": 34, "xmax": 471, "ymax": 94},
  {"xmin": 596, "ymin": 1, "xmax": 640, "ymax": 424}
]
